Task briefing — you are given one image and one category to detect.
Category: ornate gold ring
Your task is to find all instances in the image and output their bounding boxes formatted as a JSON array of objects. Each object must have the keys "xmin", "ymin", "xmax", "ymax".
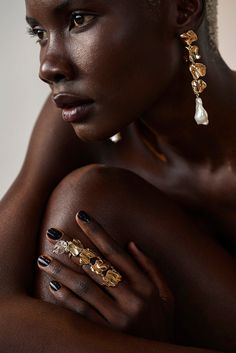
[{"xmin": 53, "ymin": 239, "xmax": 122, "ymax": 288}]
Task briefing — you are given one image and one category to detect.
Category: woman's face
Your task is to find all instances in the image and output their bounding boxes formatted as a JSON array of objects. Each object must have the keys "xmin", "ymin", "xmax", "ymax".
[{"xmin": 25, "ymin": 0, "xmax": 179, "ymax": 141}]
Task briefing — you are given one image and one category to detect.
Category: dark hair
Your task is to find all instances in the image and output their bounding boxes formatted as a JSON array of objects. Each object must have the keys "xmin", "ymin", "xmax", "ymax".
[{"xmin": 147, "ymin": 0, "xmax": 218, "ymax": 49}]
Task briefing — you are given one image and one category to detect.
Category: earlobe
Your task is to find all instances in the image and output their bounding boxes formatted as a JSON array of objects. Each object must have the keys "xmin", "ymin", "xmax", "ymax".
[{"xmin": 176, "ymin": 0, "xmax": 204, "ymax": 28}]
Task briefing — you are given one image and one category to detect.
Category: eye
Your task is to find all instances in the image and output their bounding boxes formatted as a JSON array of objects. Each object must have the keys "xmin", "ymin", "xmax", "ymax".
[
  {"xmin": 71, "ymin": 12, "xmax": 96, "ymax": 30},
  {"xmin": 27, "ymin": 27, "xmax": 48, "ymax": 43}
]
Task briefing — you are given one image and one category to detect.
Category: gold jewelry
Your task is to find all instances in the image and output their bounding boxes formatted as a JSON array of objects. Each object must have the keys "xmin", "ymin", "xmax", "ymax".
[
  {"xmin": 180, "ymin": 30, "xmax": 209, "ymax": 125},
  {"xmin": 53, "ymin": 239, "xmax": 84, "ymax": 257},
  {"xmin": 53, "ymin": 239, "xmax": 122, "ymax": 288},
  {"xmin": 109, "ymin": 132, "xmax": 122, "ymax": 143}
]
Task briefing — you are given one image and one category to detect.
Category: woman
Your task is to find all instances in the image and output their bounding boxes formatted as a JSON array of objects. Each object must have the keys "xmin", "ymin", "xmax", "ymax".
[{"xmin": 0, "ymin": 0, "xmax": 235, "ymax": 352}]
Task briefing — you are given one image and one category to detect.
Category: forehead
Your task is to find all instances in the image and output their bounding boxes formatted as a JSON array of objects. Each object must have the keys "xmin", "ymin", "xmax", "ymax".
[
  {"xmin": 25, "ymin": 0, "xmax": 89, "ymax": 11},
  {"xmin": 25, "ymin": 0, "xmax": 135, "ymax": 10},
  {"xmin": 25, "ymin": 0, "xmax": 157, "ymax": 27},
  {"xmin": 25, "ymin": 0, "xmax": 153, "ymax": 14},
  {"xmin": 25, "ymin": 0, "xmax": 107, "ymax": 13}
]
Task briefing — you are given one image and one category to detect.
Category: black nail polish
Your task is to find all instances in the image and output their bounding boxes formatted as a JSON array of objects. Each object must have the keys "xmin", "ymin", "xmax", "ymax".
[
  {"xmin": 50, "ymin": 281, "xmax": 61, "ymax": 291},
  {"xmin": 78, "ymin": 211, "xmax": 91, "ymax": 223},
  {"xmin": 38, "ymin": 256, "xmax": 51, "ymax": 267},
  {"xmin": 47, "ymin": 228, "xmax": 63, "ymax": 240}
]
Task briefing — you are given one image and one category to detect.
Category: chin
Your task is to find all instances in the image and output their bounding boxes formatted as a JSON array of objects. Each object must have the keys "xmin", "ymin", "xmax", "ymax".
[{"xmin": 71, "ymin": 123, "xmax": 110, "ymax": 143}]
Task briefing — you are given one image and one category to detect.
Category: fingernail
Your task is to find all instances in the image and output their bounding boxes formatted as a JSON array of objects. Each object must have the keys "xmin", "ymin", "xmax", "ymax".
[
  {"xmin": 133, "ymin": 242, "xmax": 139, "ymax": 249},
  {"xmin": 38, "ymin": 255, "xmax": 51, "ymax": 267},
  {"xmin": 130, "ymin": 242, "xmax": 141, "ymax": 252},
  {"xmin": 47, "ymin": 228, "xmax": 63, "ymax": 240},
  {"xmin": 77, "ymin": 211, "xmax": 91, "ymax": 223},
  {"xmin": 50, "ymin": 281, "xmax": 61, "ymax": 292}
]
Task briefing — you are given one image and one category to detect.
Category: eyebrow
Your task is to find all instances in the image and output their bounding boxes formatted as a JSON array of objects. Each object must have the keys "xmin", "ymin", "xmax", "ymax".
[
  {"xmin": 26, "ymin": 16, "xmax": 39, "ymax": 26},
  {"xmin": 25, "ymin": 0, "xmax": 78, "ymax": 25}
]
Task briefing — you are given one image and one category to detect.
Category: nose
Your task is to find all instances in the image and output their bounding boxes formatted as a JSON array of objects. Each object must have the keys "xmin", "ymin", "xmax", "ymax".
[{"xmin": 39, "ymin": 44, "xmax": 75, "ymax": 85}]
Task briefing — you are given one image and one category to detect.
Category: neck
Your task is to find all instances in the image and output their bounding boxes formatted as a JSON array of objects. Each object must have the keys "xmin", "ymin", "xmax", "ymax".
[{"xmin": 142, "ymin": 40, "xmax": 236, "ymax": 166}]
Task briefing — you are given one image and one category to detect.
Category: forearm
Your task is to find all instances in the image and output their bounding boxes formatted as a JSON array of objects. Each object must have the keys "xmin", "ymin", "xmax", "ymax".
[
  {"xmin": 0, "ymin": 177, "xmax": 49, "ymax": 294},
  {"xmin": 0, "ymin": 96, "xmax": 92, "ymax": 294},
  {"xmin": 0, "ymin": 296, "xmax": 223, "ymax": 353}
]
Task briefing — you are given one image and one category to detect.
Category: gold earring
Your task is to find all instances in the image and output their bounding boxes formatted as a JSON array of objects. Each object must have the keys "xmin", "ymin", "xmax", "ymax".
[
  {"xmin": 180, "ymin": 30, "xmax": 209, "ymax": 125},
  {"xmin": 109, "ymin": 132, "xmax": 122, "ymax": 143}
]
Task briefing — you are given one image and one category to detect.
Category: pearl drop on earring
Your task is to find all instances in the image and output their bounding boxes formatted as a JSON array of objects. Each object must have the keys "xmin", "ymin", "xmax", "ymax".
[{"xmin": 194, "ymin": 97, "xmax": 209, "ymax": 125}]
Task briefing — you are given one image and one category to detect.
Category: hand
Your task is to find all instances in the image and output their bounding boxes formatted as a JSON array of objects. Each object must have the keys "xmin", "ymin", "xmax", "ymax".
[{"xmin": 37, "ymin": 211, "xmax": 174, "ymax": 341}]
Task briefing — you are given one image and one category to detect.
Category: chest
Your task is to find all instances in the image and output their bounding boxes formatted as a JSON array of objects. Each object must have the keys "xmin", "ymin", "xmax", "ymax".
[{"xmin": 96, "ymin": 132, "xmax": 236, "ymax": 246}]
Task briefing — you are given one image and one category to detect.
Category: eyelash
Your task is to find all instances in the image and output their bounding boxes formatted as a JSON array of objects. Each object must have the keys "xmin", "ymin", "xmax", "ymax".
[
  {"xmin": 27, "ymin": 12, "xmax": 97, "ymax": 43},
  {"xmin": 27, "ymin": 27, "xmax": 47, "ymax": 43},
  {"xmin": 70, "ymin": 12, "xmax": 96, "ymax": 30}
]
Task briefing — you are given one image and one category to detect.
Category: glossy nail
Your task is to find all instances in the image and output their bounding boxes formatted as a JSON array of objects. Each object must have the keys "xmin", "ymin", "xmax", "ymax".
[
  {"xmin": 77, "ymin": 211, "xmax": 91, "ymax": 223},
  {"xmin": 38, "ymin": 256, "xmax": 51, "ymax": 267},
  {"xmin": 47, "ymin": 228, "xmax": 63, "ymax": 240},
  {"xmin": 50, "ymin": 281, "xmax": 61, "ymax": 292}
]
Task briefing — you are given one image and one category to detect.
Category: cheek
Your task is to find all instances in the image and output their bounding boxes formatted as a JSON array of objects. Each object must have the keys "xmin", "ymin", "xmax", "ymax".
[
  {"xmin": 91, "ymin": 40, "xmax": 179, "ymax": 120},
  {"xmin": 70, "ymin": 17, "xmax": 179, "ymax": 129},
  {"xmin": 87, "ymin": 35, "xmax": 173, "ymax": 88}
]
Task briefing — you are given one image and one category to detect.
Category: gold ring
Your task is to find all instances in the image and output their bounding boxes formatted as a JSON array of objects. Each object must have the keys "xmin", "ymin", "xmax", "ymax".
[{"xmin": 53, "ymin": 239, "xmax": 122, "ymax": 287}]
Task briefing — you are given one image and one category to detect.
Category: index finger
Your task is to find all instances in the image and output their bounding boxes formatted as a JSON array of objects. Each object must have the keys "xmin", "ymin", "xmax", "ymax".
[{"xmin": 76, "ymin": 210, "xmax": 147, "ymax": 283}]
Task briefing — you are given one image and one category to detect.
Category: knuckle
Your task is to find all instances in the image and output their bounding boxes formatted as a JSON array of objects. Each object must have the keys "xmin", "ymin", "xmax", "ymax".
[
  {"xmin": 113, "ymin": 313, "xmax": 130, "ymax": 331},
  {"xmin": 127, "ymin": 295, "xmax": 144, "ymax": 315},
  {"xmin": 73, "ymin": 278, "xmax": 90, "ymax": 296},
  {"xmin": 50, "ymin": 262, "xmax": 63, "ymax": 276},
  {"xmin": 76, "ymin": 302, "xmax": 89, "ymax": 316},
  {"xmin": 100, "ymin": 241, "xmax": 122, "ymax": 258},
  {"xmin": 56, "ymin": 288, "xmax": 71, "ymax": 302}
]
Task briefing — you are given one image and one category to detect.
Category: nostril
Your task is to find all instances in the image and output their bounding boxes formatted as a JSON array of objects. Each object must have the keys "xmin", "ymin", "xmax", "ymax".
[
  {"xmin": 39, "ymin": 76, "xmax": 50, "ymax": 85},
  {"xmin": 54, "ymin": 73, "xmax": 66, "ymax": 83},
  {"xmin": 39, "ymin": 72, "xmax": 66, "ymax": 85}
]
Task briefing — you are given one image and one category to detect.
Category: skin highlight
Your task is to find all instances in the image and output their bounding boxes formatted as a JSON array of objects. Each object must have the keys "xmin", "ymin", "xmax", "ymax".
[{"xmin": 0, "ymin": 0, "xmax": 236, "ymax": 352}]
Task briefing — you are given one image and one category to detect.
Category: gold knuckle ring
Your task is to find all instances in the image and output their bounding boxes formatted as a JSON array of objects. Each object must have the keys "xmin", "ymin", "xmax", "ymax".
[{"xmin": 53, "ymin": 239, "xmax": 122, "ymax": 288}]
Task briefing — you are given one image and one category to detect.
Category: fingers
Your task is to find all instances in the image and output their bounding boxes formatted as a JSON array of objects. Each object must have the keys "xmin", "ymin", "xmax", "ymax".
[
  {"xmin": 76, "ymin": 211, "xmax": 149, "ymax": 286},
  {"xmin": 49, "ymin": 281, "xmax": 105, "ymax": 324},
  {"xmin": 44, "ymin": 224, "xmax": 154, "ymax": 317},
  {"xmin": 40, "ymin": 221, "xmax": 175, "ymax": 334},
  {"xmin": 45, "ymin": 228, "xmax": 139, "ymax": 304},
  {"xmin": 44, "ymin": 216, "xmax": 174, "ymax": 317},
  {"xmin": 37, "ymin": 255, "xmax": 116, "ymax": 319},
  {"xmin": 128, "ymin": 242, "xmax": 174, "ymax": 311},
  {"xmin": 46, "ymin": 227, "xmax": 122, "ymax": 289}
]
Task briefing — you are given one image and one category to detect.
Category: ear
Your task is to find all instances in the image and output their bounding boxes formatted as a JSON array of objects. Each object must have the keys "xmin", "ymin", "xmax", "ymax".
[{"xmin": 175, "ymin": 0, "xmax": 204, "ymax": 31}]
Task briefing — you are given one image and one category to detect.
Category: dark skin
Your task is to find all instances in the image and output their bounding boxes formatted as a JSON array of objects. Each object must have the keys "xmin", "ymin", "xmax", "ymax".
[{"xmin": 0, "ymin": 0, "xmax": 236, "ymax": 352}]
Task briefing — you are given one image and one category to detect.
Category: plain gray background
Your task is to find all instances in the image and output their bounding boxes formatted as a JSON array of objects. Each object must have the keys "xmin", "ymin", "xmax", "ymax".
[{"xmin": 1, "ymin": 1, "xmax": 236, "ymax": 198}]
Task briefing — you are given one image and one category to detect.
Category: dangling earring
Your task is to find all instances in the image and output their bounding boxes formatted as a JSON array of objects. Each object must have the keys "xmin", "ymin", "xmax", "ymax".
[
  {"xmin": 180, "ymin": 30, "xmax": 209, "ymax": 125},
  {"xmin": 109, "ymin": 132, "xmax": 122, "ymax": 143}
]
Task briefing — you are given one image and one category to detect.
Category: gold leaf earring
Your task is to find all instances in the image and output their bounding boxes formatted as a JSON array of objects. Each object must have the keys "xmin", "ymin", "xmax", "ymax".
[{"xmin": 180, "ymin": 30, "xmax": 209, "ymax": 125}]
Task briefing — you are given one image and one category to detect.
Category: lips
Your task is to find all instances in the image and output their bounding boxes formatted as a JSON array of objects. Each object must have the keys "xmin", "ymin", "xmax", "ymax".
[{"xmin": 53, "ymin": 93, "xmax": 94, "ymax": 123}]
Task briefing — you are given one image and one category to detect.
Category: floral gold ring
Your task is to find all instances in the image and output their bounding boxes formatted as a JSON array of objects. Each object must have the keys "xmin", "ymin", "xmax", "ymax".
[{"xmin": 53, "ymin": 239, "xmax": 122, "ymax": 288}]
